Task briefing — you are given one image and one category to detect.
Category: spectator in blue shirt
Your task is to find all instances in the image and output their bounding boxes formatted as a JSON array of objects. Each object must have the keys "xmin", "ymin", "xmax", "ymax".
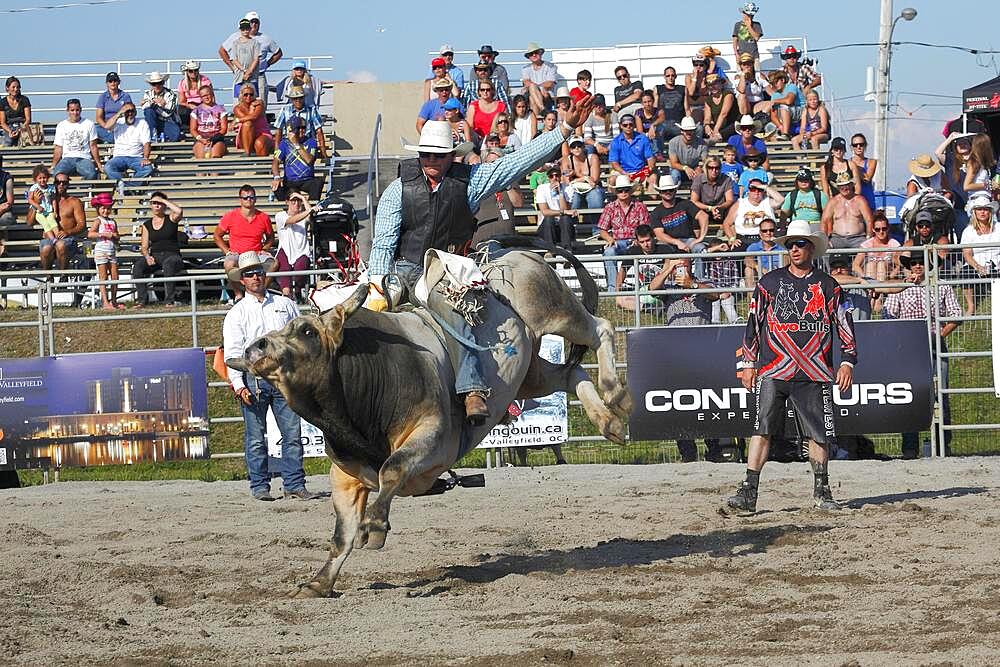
[
  {"xmin": 271, "ymin": 116, "xmax": 322, "ymax": 201},
  {"xmin": 273, "ymin": 87, "xmax": 328, "ymax": 158},
  {"xmin": 765, "ymin": 70, "xmax": 802, "ymax": 139},
  {"xmin": 727, "ymin": 115, "xmax": 770, "ymax": 166},
  {"xmin": 424, "ymin": 45, "xmax": 464, "ymax": 95},
  {"xmin": 417, "ymin": 77, "xmax": 455, "ymax": 133},
  {"xmin": 744, "ymin": 217, "xmax": 784, "ymax": 289},
  {"xmin": 95, "ymin": 72, "xmax": 133, "ymax": 144},
  {"xmin": 609, "ymin": 114, "xmax": 657, "ymax": 193}
]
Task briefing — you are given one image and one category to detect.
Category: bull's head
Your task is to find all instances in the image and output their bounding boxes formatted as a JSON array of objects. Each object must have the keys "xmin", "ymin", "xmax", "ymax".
[{"xmin": 226, "ymin": 284, "xmax": 370, "ymax": 392}]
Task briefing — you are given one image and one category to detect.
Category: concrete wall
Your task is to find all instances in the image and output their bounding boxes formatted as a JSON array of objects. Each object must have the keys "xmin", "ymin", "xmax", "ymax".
[{"xmin": 329, "ymin": 81, "xmax": 423, "ymax": 157}]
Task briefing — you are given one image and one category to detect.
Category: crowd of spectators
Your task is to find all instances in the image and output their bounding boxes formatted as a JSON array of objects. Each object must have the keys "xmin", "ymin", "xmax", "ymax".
[{"xmin": 0, "ymin": 9, "xmax": 333, "ymax": 304}]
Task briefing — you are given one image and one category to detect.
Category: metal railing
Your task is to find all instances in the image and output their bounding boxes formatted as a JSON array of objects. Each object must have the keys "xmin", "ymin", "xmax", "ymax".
[
  {"xmin": 366, "ymin": 113, "xmax": 383, "ymax": 221},
  {"xmin": 2, "ymin": 241, "xmax": 997, "ymax": 461},
  {"xmin": 0, "ymin": 56, "xmax": 334, "ymax": 120}
]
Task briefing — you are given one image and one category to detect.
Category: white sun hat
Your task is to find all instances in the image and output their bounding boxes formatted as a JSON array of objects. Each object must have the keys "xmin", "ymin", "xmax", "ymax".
[{"xmin": 403, "ymin": 121, "xmax": 456, "ymax": 154}]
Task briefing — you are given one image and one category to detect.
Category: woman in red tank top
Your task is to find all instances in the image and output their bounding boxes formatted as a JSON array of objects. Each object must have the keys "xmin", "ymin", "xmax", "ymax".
[{"xmin": 467, "ymin": 80, "xmax": 506, "ymax": 143}]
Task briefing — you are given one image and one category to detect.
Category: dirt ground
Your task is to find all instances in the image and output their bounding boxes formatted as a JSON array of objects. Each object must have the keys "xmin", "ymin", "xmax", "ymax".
[{"xmin": 2, "ymin": 458, "xmax": 1000, "ymax": 666}]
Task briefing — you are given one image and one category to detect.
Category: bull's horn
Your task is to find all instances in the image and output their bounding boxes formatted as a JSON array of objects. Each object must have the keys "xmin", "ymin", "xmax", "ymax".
[
  {"xmin": 226, "ymin": 357, "xmax": 250, "ymax": 372},
  {"xmin": 341, "ymin": 283, "xmax": 370, "ymax": 319}
]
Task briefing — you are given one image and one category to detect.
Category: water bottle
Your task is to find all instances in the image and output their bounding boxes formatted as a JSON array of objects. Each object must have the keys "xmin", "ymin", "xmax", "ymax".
[
  {"xmin": 268, "ymin": 191, "xmax": 275, "ymax": 202},
  {"xmin": 922, "ymin": 438, "xmax": 931, "ymax": 458}
]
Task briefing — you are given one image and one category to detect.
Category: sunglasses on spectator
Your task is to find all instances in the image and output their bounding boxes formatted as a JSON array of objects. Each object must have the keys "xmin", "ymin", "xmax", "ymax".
[
  {"xmin": 620, "ymin": 121, "xmax": 635, "ymax": 127},
  {"xmin": 616, "ymin": 73, "xmax": 629, "ymax": 80},
  {"xmin": 479, "ymin": 87, "xmax": 493, "ymax": 93},
  {"xmin": 241, "ymin": 195, "xmax": 257, "ymax": 201},
  {"xmin": 784, "ymin": 239, "xmax": 811, "ymax": 249},
  {"xmin": 874, "ymin": 226, "xmax": 889, "ymax": 232},
  {"xmin": 241, "ymin": 268, "xmax": 264, "ymax": 278},
  {"xmin": 707, "ymin": 165, "xmax": 720, "ymax": 170},
  {"xmin": 749, "ymin": 186, "xmax": 766, "ymax": 193},
  {"xmin": 497, "ymin": 119, "xmax": 509, "ymax": 124},
  {"xmin": 916, "ymin": 221, "xmax": 932, "ymax": 228},
  {"xmin": 760, "ymin": 227, "xmax": 775, "ymax": 233},
  {"xmin": 852, "ymin": 142, "xmax": 867, "ymax": 148},
  {"xmin": 418, "ymin": 151, "xmax": 449, "ymax": 159},
  {"xmin": 54, "ymin": 178, "xmax": 70, "ymax": 184}
]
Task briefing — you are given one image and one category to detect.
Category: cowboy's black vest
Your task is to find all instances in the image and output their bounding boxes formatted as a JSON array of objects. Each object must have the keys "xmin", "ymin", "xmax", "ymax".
[{"xmin": 397, "ymin": 159, "xmax": 475, "ymax": 265}]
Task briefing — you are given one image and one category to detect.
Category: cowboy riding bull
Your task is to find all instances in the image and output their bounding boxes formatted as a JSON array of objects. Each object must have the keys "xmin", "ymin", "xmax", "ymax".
[{"xmin": 227, "ymin": 95, "xmax": 633, "ymax": 598}]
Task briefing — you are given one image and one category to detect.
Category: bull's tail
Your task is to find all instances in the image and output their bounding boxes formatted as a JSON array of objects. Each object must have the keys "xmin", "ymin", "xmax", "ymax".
[{"xmin": 482, "ymin": 236, "xmax": 599, "ymax": 369}]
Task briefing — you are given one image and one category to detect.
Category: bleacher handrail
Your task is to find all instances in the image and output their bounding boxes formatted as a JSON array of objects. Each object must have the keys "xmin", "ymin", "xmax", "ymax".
[
  {"xmin": 0, "ymin": 55, "xmax": 334, "ymax": 118},
  {"xmin": 367, "ymin": 113, "xmax": 383, "ymax": 221}
]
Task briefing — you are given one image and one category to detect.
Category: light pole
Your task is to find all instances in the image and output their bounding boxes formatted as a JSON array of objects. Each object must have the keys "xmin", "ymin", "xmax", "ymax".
[{"xmin": 873, "ymin": 1, "xmax": 917, "ymax": 192}]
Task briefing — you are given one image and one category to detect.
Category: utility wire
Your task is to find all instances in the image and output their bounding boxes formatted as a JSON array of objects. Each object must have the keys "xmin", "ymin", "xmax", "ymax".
[
  {"xmin": 807, "ymin": 41, "xmax": 1000, "ymax": 55},
  {"xmin": 0, "ymin": 0, "xmax": 124, "ymax": 13}
]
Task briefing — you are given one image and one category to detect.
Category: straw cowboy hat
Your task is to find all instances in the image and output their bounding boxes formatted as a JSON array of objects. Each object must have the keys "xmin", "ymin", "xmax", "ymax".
[
  {"xmin": 145, "ymin": 71, "xmax": 169, "ymax": 84},
  {"xmin": 698, "ymin": 45, "xmax": 722, "ymax": 58},
  {"xmin": 403, "ymin": 121, "xmax": 458, "ymax": 154},
  {"xmin": 833, "ymin": 170, "xmax": 855, "ymax": 187},
  {"xmin": 775, "ymin": 219, "xmax": 829, "ymax": 257},
  {"xmin": 226, "ymin": 251, "xmax": 274, "ymax": 283},
  {"xmin": 524, "ymin": 42, "xmax": 545, "ymax": 57},
  {"xmin": 908, "ymin": 154, "xmax": 942, "ymax": 178}
]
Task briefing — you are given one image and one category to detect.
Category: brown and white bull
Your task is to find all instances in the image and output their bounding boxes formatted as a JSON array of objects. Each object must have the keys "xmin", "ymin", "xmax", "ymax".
[{"xmin": 228, "ymin": 247, "xmax": 632, "ymax": 598}]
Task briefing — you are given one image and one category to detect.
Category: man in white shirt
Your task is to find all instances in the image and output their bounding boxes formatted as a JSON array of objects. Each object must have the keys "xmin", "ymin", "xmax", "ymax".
[
  {"xmin": 534, "ymin": 166, "xmax": 577, "ymax": 250},
  {"xmin": 51, "ymin": 98, "xmax": 102, "ymax": 180},
  {"xmin": 521, "ymin": 43, "xmax": 558, "ymax": 115},
  {"xmin": 99, "ymin": 102, "xmax": 153, "ymax": 184},
  {"xmin": 223, "ymin": 251, "xmax": 318, "ymax": 501}
]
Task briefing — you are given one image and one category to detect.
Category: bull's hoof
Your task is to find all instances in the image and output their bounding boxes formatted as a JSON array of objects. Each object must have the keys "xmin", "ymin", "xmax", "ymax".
[
  {"xmin": 602, "ymin": 416, "xmax": 627, "ymax": 445},
  {"xmin": 604, "ymin": 386, "xmax": 634, "ymax": 420},
  {"xmin": 288, "ymin": 581, "xmax": 330, "ymax": 599},
  {"xmin": 353, "ymin": 530, "xmax": 369, "ymax": 549},
  {"xmin": 361, "ymin": 518, "xmax": 390, "ymax": 550}
]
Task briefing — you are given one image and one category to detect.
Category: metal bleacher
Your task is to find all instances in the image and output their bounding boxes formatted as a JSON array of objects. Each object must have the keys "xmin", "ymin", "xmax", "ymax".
[{"xmin": 0, "ymin": 56, "xmax": 336, "ymax": 271}]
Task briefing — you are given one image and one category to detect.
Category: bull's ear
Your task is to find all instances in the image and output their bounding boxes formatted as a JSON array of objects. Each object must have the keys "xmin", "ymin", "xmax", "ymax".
[{"xmin": 341, "ymin": 283, "xmax": 370, "ymax": 319}]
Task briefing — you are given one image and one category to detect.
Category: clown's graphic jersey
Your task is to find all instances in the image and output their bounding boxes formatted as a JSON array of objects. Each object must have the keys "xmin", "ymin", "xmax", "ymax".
[{"xmin": 742, "ymin": 267, "xmax": 857, "ymax": 382}]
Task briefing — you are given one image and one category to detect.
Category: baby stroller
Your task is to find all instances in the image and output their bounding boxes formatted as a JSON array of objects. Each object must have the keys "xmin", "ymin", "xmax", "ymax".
[
  {"xmin": 900, "ymin": 189, "xmax": 956, "ymax": 242},
  {"xmin": 311, "ymin": 195, "xmax": 361, "ymax": 283}
]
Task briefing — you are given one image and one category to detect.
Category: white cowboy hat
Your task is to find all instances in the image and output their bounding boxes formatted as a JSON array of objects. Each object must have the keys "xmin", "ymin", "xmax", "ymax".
[
  {"xmin": 145, "ymin": 71, "xmax": 168, "ymax": 84},
  {"xmin": 654, "ymin": 174, "xmax": 680, "ymax": 191},
  {"xmin": 676, "ymin": 116, "xmax": 698, "ymax": 131},
  {"xmin": 226, "ymin": 251, "xmax": 274, "ymax": 282},
  {"xmin": 611, "ymin": 174, "xmax": 634, "ymax": 190},
  {"xmin": 403, "ymin": 121, "xmax": 456, "ymax": 154},
  {"xmin": 966, "ymin": 191, "xmax": 998, "ymax": 214},
  {"xmin": 571, "ymin": 179, "xmax": 594, "ymax": 194},
  {"xmin": 734, "ymin": 114, "xmax": 758, "ymax": 133},
  {"xmin": 555, "ymin": 85, "xmax": 571, "ymax": 99},
  {"xmin": 524, "ymin": 42, "xmax": 545, "ymax": 57},
  {"xmin": 776, "ymin": 220, "xmax": 829, "ymax": 257},
  {"xmin": 181, "ymin": 60, "xmax": 201, "ymax": 71},
  {"xmin": 755, "ymin": 121, "xmax": 777, "ymax": 140}
]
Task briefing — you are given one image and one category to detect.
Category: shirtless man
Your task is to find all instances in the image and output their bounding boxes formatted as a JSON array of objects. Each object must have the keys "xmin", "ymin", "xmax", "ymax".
[
  {"xmin": 27, "ymin": 172, "xmax": 86, "ymax": 271},
  {"xmin": 821, "ymin": 173, "xmax": 872, "ymax": 249}
]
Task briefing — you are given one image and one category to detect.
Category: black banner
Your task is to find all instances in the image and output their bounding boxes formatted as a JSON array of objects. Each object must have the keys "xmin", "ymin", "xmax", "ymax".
[{"xmin": 627, "ymin": 321, "xmax": 933, "ymax": 440}]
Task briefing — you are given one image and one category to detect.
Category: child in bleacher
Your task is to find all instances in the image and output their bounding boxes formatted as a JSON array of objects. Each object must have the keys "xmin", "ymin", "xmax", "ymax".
[
  {"xmin": 737, "ymin": 151, "xmax": 782, "ymax": 206},
  {"xmin": 27, "ymin": 165, "xmax": 58, "ymax": 242},
  {"xmin": 87, "ymin": 191, "xmax": 124, "ymax": 310},
  {"xmin": 720, "ymin": 146, "xmax": 743, "ymax": 198}
]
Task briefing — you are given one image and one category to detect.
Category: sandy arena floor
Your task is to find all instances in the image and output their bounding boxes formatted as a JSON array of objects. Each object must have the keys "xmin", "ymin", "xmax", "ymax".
[{"xmin": 1, "ymin": 458, "xmax": 999, "ymax": 666}]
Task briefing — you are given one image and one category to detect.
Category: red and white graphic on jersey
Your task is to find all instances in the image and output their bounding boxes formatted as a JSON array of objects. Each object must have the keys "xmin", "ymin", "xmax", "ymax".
[{"xmin": 742, "ymin": 267, "xmax": 857, "ymax": 382}]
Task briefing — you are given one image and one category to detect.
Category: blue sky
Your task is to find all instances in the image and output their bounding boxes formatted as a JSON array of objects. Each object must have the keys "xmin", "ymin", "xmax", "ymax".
[{"xmin": 2, "ymin": 0, "xmax": 996, "ymax": 188}]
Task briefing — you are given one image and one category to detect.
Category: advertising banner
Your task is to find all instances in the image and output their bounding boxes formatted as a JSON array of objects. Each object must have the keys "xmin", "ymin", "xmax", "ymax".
[
  {"xmin": 265, "ymin": 336, "xmax": 569, "ymax": 458},
  {"xmin": 628, "ymin": 321, "xmax": 933, "ymax": 440},
  {"xmin": 0, "ymin": 349, "xmax": 209, "ymax": 468},
  {"xmin": 478, "ymin": 335, "xmax": 568, "ymax": 449}
]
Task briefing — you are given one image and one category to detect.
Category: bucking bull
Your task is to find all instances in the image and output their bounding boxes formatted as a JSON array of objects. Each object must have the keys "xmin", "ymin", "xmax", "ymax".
[{"xmin": 227, "ymin": 242, "xmax": 632, "ymax": 598}]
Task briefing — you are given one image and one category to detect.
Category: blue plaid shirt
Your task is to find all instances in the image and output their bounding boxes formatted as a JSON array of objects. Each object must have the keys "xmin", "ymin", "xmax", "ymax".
[{"xmin": 370, "ymin": 129, "xmax": 567, "ymax": 274}]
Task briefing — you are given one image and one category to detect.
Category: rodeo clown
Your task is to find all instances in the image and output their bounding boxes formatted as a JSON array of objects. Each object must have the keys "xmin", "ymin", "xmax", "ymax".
[
  {"xmin": 725, "ymin": 220, "xmax": 857, "ymax": 514},
  {"xmin": 369, "ymin": 95, "xmax": 595, "ymax": 425}
]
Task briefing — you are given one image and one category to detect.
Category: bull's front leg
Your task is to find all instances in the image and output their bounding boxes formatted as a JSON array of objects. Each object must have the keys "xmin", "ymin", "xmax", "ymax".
[
  {"xmin": 362, "ymin": 424, "xmax": 452, "ymax": 550},
  {"xmin": 290, "ymin": 464, "xmax": 369, "ymax": 599}
]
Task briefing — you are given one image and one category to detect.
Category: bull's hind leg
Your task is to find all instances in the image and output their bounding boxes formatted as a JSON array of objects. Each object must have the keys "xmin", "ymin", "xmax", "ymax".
[
  {"xmin": 290, "ymin": 465, "xmax": 369, "ymax": 599},
  {"xmin": 518, "ymin": 356, "xmax": 627, "ymax": 445}
]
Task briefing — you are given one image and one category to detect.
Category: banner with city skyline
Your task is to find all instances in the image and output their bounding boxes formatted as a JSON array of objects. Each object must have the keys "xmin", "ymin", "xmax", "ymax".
[{"xmin": 0, "ymin": 349, "xmax": 209, "ymax": 468}]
